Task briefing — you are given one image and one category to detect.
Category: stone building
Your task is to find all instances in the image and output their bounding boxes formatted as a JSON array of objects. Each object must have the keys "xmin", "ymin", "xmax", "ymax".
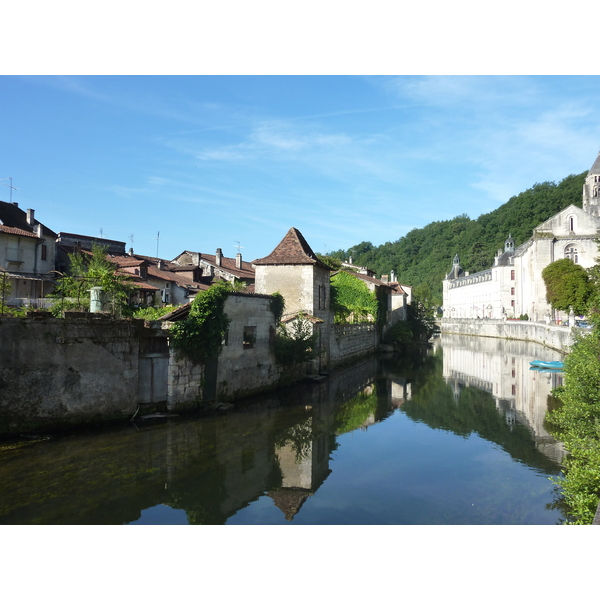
[
  {"xmin": 253, "ymin": 227, "xmax": 334, "ymax": 366},
  {"xmin": 443, "ymin": 151, "xmax": 600, "ymax": 322},
  {"xmin": 0, "ymin": 201, "xmax": 57, "ymax": 308}
]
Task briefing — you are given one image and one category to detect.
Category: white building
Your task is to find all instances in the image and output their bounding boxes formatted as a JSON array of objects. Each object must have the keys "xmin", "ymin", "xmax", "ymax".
[{"xmin": 443, "ymin": 152, "xmax": 600, "ymax": 322}]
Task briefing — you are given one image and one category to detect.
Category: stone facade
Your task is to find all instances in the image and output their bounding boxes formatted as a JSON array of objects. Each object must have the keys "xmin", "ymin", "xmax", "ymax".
[{"xmin": 443, "ymin": 152, "xmax": 600, "ymax": 322}]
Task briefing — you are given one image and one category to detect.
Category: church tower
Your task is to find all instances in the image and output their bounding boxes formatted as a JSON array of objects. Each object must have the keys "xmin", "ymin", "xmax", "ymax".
[{"xmin": 582, "ymin": 151, "xmax": 600, "ymax": 218}]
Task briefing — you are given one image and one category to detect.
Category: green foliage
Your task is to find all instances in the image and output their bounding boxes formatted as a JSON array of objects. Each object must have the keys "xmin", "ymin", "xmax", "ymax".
[
  {"xmin": 272, "ymin": 314, "xmax": 318, "ymax": 366},
  {"xmin": 268, "ymin": 292, "xmax": 285, "ymax": 325},
  {"xmin": 545, "ymin": 328, "xmax": 600, "ymax": 523},
  {"xmin": 0, "ymin": 270, "xmax": 12, "ymax": 314},
  {"xmin": 132, "ymin": 305, "xmax": 175, "ymax": 320},
  {"xmin": 542, "ymin": 258, "xmax": 593, "ymax": 314},
  {"xmin": 326, "ymin": 172, "xmax": 587, "ymax": 305},
  {"xmin": 383, "ymin": 321, "xmax": 414, "ymax": 344},
  {"xmin": 171, "ymin": 283, "xmax": 231, "ymax": 364},
  {"xmin": 316, "ymin": 253, "xmax": 342, "ymax": 270},
  {"xmin": 51, "ymin": 244, "xmax": 133, "ymax": 316},
  {"xmin": 330, "ymin": 271, "xmax": 378, "ymax": 323},
  {"xmin": 334, "ymin": 387, "xmax": 379, "ymax": 435}
]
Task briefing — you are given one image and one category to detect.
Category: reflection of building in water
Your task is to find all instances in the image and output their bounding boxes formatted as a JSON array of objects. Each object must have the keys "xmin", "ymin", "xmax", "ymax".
[
  {"xmin": 439, "ymin": 334, "xmax": 566, "ymax": 463},
  {"xmin": 268, "ymin": 416, "xmax": 331, "ymax": 521}
]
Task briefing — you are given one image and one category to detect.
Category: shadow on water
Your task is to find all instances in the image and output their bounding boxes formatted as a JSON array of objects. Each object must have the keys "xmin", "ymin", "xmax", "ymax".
[{"xmin": 0, "ymin": 335, "xmax": 567, "ymax": 524}]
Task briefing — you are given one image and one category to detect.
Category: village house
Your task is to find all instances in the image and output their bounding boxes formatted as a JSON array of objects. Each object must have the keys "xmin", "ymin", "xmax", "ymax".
[
  {"xmin": 0, "ymin": 201, "xmax": 57, "ymax": 308},
  {"xmin": 443, "ymin": 151, "xmax": 600, "ymax": 322},
  {"xmin": 172, "ymin": 249, "xmax": 255, "ymax": 289}
]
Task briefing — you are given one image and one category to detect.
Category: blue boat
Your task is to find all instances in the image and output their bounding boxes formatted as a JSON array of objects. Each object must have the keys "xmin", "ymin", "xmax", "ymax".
[{"xmin": 529, "ymin": 360, "xmax": 564, "ymax": 370}]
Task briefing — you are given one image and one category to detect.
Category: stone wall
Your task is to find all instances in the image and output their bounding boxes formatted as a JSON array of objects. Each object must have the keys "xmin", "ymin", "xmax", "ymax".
[
  {"xmin": 329, "ymin": 323, "xmax": 378, "ymax": 367},
  {"xmin": 440, "ymin": 318, "xmax": 575, "ymax": 353},
  {"xmin": 0, "ymin": 314, "xmax": 145, "ymax": 434}
]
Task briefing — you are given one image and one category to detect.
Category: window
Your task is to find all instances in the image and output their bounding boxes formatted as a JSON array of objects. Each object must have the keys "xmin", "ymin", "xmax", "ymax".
[
  {"xmin": 140, "ymin": 266, "xmax": 148, "ymax": 279},
  {"xmin": 41, "ymin": 244, "xmax": 47, "ymax": 261},
  {"xmin": 243, "ymin": 326, "xmax": 256, "ymax": 349},
  {"xmin": 510, "ymin": 270, "xmax": 515, "ymax": 281},
  {"xmin": 569, "ymin": 217, "xmax": 575, "ymax": 231},
  {"xmin": 565, "ymin": 245, "xmax": 578, "ymax": 263},
  {"xmin": 511, "ymin": 287, "xmax": 515, "ymax": 295},
  {"xmin": 511, "ymin": 300, "xmax": 515, "ymax": 307},
  {"xmin": 511, "ymin": 384, "xmax": 516, "ymax": 396}
]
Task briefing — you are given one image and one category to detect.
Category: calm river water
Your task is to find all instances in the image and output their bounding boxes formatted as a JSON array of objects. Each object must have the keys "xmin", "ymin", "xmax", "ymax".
[{"xmin": 0, "ymin": 334, "xmax": 568, "ymax": 525}]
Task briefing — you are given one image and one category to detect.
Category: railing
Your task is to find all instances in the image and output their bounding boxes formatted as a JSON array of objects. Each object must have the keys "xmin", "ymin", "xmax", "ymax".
[{"xmin": 6, "ymin": 297, "xmax": 55, "ymax": 309}]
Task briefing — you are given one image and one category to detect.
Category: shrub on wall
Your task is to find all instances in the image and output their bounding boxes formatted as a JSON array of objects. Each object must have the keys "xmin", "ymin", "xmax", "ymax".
[
  {"xmin": 272, "ymin": 314, "xmax": 318, "ymax": 366},
  {"xmin": 171, "ymin": 284, "xmax": 231, "ymax": 364}
]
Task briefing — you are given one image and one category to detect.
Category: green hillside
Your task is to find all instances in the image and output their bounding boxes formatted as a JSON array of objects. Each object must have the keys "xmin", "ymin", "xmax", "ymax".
[{"xmin": 328, "ymin": 172, "xmax": 587, "ymax": 305}]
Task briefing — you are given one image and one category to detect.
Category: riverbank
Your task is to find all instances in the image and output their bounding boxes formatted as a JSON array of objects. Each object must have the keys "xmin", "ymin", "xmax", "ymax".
[{"xmin": 440, "ymin": 318, "xmax": 575, "ymax": 354}]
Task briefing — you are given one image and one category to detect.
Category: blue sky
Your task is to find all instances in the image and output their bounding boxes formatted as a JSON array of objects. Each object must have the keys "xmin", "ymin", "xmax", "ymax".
[{"xmin": 3, "ymin": 75, "xmax": 600, "ymax": 262}]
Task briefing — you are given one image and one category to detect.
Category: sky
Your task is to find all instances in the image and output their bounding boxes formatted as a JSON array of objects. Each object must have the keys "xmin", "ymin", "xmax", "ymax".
[{"xmin": 3, "ymin": 75, "xmax": 600, "ymax": 263}]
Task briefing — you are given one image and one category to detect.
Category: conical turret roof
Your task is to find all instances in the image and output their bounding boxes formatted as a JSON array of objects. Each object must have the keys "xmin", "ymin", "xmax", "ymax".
[
  {"xmin": 589, "ymin": 151, "xmax": 600, "ymax": 176},
  {"xmin": 253, "ymin": 227, "xmax": 331, "ymax": 268}
]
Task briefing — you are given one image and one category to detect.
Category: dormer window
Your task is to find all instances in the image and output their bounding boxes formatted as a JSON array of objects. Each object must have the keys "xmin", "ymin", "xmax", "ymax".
[{"xmin": 140, "ymin": 266, "xmax": 147, "ymax": 279}]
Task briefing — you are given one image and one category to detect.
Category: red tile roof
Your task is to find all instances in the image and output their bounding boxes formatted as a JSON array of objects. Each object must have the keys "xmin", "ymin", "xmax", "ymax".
[
  {"xmin": 253, "ymin": 228, "xmax": 331, "ymax": 268},
  {"xmin": 0, "ymin": 225, "xmax": 39, "ymax": 238}
]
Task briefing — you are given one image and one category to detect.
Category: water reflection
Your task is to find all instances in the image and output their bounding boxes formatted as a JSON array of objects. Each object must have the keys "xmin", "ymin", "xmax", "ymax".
[{"xmin": 0, "ymin": 336, "xmax": 565, "ymax": 525}]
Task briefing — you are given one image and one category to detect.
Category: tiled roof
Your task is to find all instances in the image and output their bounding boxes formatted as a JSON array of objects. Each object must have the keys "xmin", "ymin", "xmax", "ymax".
[
  {"xmin": 0, "ymin": 201, "xmax": 56, "ymax": 239},
  {"xmin": 198, "ymin": 253, "xmax": 255, "ymax": 278},
  {"xmin": 253, "ymin": 227, "xmax": 331, "ymax": 269},
  {"xmin": 0, "ymin": 225, "xmax": 39, "ymax": 238}
]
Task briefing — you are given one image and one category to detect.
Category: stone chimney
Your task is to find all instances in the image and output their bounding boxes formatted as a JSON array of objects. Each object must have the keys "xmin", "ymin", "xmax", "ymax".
[
  {"xmin": 215, "ymin": 248, "xmax": 222, "ymax": 267},
  {"xmin": 348, "ymin": 256, "xmax": 353, "ymax": 265},
  {"xmin": 236, "ymin": 252, "xmax": 242, "ymax": 269},
  {"xmin": 381, "ymin": 274, "xmax": 389, "ymax": 283},
  {"xmin": 129, "ymin": 248, "xmax": 134, "ymax": 256},
  {"xmin": 34, "ymin": 223, "xmax": 42, "ymax": 238},
  {"xmin": 157, "ymin": 260, "xmax": 163, "ymax": 270},
  {"xmin": 27, "ymin": 208, "xmax": 35, "ymax": 226},
  {"xmin": 390, "ymin": 269, "xmax": 396, "ymax": 283}
]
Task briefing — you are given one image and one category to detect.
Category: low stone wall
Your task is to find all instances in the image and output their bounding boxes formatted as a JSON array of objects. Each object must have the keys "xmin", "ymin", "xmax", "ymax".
[
  {"xmin": 440, "ymin": 318, "xmax": 575, "ymax": 353},
  {"xmin": 0, "ymin": 315, "xmax": 146, "ymax": 434},
  {"xmin": 329, "ymin": 323, "xmax": 378, "ymax": 367}
]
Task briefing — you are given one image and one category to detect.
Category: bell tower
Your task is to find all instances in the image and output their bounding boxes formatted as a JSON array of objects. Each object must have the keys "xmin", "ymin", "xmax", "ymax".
[{"xmin": 582, "ymin": 151, "xmax": 600, "ymax": 218}]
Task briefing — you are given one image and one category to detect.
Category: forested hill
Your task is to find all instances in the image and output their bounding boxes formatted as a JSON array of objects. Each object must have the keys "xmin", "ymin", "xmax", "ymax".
[{"xmin": 328, "ymin": 172, "xmax": 587, "ymax": 305}]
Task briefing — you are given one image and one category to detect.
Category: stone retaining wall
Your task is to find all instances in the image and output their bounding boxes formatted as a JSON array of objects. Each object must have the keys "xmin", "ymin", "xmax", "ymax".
[
  {"xmin": 440, "ymin": 318, "xmax": 575, "ymax": 353},
  {"xmin": 329, "ymin": 323, "xmax": 379, "ymax": 367}
]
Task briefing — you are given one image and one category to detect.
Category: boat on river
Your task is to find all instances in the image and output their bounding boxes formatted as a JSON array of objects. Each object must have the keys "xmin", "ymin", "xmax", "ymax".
[{"xmin": 529, "ymin": 360, "xmax": 564, "ymax": 370}]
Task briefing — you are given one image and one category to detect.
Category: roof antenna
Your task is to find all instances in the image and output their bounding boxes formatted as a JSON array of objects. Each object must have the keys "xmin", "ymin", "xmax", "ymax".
[
  {"xmin": 1, "ymin": 178, "xmax": 18, "ymax": 204},
  {"xmin": 234, "ymin": 241, "xmax": 243, "ymax": 253},
  {"xmin": 156, "ymin": 231, "xmax": 160, "ymax": 259}
]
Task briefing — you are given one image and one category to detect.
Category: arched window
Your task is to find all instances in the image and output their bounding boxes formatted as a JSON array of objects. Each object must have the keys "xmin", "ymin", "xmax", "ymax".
[
  {"xmin": 564, "ymin": 244, "xmax": 579, "ymax": 263},
  {"xmin": 569, "ymin": 216, "xmax": 574, "ymax": 232}
]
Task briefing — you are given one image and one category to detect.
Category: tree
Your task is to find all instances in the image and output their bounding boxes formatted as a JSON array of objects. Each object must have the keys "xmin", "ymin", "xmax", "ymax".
[
  {"xmin": 542, "ymin": 258, "xmax": 593, "ymax": 315},
  {"xmin": 52, "ymin": 243, "xmax": 133, "ymax": 315},
  {"xmin": 0, "ymin": 268, "xmax": 12, "ymax": 314}
]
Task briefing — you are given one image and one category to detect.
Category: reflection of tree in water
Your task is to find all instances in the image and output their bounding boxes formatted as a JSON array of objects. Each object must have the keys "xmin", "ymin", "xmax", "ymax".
[
  {"xmin": 333, "ymin": 387, "xmax": 379, "ymax": 435},
  {"xmin": 274, "ymin": 421, "xmax": 315, "ymax": 462},
  {"xmin": 401, "ymin": 355, "xmax": 562, "ymax": 475}
]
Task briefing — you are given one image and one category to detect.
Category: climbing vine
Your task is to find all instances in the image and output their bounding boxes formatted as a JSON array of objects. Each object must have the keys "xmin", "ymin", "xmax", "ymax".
[
  {"xmin": 171, "ymin": 283, "xmax": 231, "ymax": 364},
  {"xmin": 268, "ymin": 292, "xmax": 285, "ymax": 325},
  {"xmin": 272, "ymin": 314, "xmax": 319, "ymax": 366},
  {"xmin": 330, "ymin": 271, "xmax": 379, "ymax": 324}
]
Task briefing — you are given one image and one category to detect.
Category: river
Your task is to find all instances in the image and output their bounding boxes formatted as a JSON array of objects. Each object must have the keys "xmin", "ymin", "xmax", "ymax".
[{"xmin": 0, "ymin": 334, "xmax": 568, "ymax": 525}]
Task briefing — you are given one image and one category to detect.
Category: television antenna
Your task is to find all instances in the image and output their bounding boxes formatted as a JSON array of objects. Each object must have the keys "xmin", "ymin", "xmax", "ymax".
[
  {"xmin": 1, "ymin": 178, "xmax": 18, "ymax": 203},
  {"xmin": 156, "ymin": 231, "xmax": 160, "ymax": 259},
  {"xmin": 234, "ymin": 241, "xmax": 244, "ymax": 253}
]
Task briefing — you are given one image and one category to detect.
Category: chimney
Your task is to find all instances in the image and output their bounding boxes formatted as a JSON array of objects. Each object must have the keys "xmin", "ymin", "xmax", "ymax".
[
  {"xmin": 348, "ymin": 256, "xmax": 353, "ymax": 265},
  {"xmin": 390, "ymin": 269, "xmax": 396, "ymax": 283},
  {"xmin": 215, "ymin": 248, "xmax": 222, "ymax": 267},
  {"xmin": 236, "ymin": 252, "xmax": 242, "ymax": 269},
  {"xmin": 381, "ymin": 274, "xmax": 389, "ymax": 284},
  {"xmin": 27, "ymin": 208, "xmax": 35, "ymax": 226},
  {"xmin": 158, "ymin": 260, "xmax": 163, "ymax": 270},
  {"xmin": 34, "ymin": 223, "xmax": 42, "ymax": 238},
  {"xmin": 129, "ymin": 248, "xmax": 134, "ymax": 256}
]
